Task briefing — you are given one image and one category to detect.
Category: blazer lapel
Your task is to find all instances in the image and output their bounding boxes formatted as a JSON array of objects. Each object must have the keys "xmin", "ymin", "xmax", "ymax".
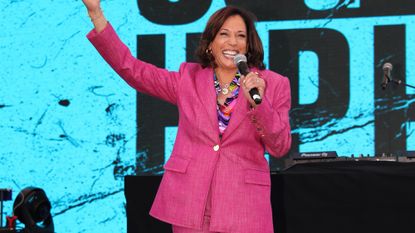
[
  {"xmin": 221, "ymin": 89, "xmax": 250, "ymax": 141},
  {"xmin": 221, "ymin": 67, "xmax": 261, "ymax": 141},
  {"xmin": 194, "ymin": 67, "xmax": 220, "ymax": 137}
]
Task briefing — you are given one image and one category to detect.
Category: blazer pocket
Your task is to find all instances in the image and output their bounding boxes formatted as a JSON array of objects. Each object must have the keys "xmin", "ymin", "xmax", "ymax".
[
  {"xmin": 244, "ymin": 169, "xmax": 271, "ymax": 186},
  {"xmin": 163, "ymin": 156, "xmax": 190, "ymax": 173}
]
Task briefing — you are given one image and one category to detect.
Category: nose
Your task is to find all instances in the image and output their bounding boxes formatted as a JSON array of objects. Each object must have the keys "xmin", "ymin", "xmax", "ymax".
[{"xmin": 228, "ymin": 34, "xmax": 237, "ymax": 46}]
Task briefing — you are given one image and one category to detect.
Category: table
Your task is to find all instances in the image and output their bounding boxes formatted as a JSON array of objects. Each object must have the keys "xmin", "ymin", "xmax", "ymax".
[{"xmin": 125, "ymin": 161, "xmax": 415, "ymax": 233}]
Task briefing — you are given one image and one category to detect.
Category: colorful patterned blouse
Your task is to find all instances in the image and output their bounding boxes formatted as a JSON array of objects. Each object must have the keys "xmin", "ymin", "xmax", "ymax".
[{"xmin": 214, "ymin": 72, "xmax": 241, "ymax": 135}]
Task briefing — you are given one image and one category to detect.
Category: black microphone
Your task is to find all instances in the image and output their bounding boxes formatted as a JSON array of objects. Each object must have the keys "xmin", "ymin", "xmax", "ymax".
[
  {"xmin": 381, "ymin": 62, "xmax": 392, "ymax": 90},
  {"xmin": 234, "ymin": 54, "xmax": 262, "ymax": 104}
]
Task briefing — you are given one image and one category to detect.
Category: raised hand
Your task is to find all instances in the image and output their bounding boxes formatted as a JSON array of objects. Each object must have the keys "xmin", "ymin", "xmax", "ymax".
[
  {"xmin": 81, "ymin": 0, "xmax": 107, "ymax": 32},
  {"xmin": 81, "ymin": 0, "xmax": 101, "ymax": 13}
]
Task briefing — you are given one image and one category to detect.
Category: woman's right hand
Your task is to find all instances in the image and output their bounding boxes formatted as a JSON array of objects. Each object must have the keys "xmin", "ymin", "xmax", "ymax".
[
  {"xmin": 81, "ymin": 0, "xmax": 107, "ymax": 32},
  {"xmin": 81, "ymin": 0, "xmax": 101, "ymax": 13}
]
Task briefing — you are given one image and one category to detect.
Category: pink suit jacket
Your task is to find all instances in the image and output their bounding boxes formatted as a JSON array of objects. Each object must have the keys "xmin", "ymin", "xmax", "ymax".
[{"xmin": 88, "ymin": 24, "xmax": 291, "ymax": 233}]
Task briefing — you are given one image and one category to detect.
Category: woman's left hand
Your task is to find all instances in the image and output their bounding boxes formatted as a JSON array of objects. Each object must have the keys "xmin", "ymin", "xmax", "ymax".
[{"xmin": 240, "ymin": 72, "xmax": 265, "ymax": 107}]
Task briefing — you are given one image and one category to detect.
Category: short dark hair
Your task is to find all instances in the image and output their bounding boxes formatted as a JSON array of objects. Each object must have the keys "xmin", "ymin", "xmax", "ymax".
[{"xmin": 195, "ymin": 6, "xmax": 265, "ymax": 70}]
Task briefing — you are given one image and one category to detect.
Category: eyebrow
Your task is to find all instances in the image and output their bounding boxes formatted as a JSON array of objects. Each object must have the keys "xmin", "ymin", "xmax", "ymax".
[{"xmin": 220, "ymin": 28, "xmax": 247, "ymax": 33}]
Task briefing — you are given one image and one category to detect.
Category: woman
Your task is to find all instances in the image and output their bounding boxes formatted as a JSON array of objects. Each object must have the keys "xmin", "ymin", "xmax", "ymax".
[{"xmin": 82, "ymin": 1, "xmax": 291, "ymax": 232}]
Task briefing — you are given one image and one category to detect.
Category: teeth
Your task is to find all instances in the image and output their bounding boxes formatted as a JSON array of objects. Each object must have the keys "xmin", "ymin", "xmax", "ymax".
[
  {"xmin": 223, "ymin": 51, "xmax": 238, "ymax": 59},
  {"xmin": 223, "ymin": 50, "xmax": 237, "ymax": 56}
]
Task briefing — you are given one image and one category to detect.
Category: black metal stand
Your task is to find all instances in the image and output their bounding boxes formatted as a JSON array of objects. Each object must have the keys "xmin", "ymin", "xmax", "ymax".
[
  {"xmin": 381, "ymin": 74, "xmax": 415, "ymax": 158},
  {"xmin": 0, "ymin": 189, "xmax": 12, "ymax": 229},
  {"xmin": 383, "ymin": 74, "xmax": 415, "ymax": 90}
]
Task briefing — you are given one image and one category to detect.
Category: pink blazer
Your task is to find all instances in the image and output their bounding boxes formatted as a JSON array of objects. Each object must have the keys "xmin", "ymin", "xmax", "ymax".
[{"xmin": 88, "ymin": 24, "xmax": 291, "ymax": 233}]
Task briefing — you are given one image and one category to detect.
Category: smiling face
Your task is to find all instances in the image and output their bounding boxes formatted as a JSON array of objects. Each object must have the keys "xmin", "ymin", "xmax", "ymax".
[{"xmin": 209, "ymin": 15, "xmax": 248, "ymax": 72}]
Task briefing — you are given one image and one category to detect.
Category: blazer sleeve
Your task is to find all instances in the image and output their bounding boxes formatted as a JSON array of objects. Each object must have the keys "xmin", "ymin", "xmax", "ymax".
[
  {"xmin": 87, "ymin": 23, "xmax": 179, "ymax": 105},
  {"xmin": 247, "ymin": 73, "xmax": 292, "ymax": 158}
]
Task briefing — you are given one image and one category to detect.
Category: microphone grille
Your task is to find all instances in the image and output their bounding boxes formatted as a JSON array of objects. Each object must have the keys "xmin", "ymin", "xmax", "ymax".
[
  {"xmin": 383, "ymin": 62, "xmax": 393, "ymax": 70},
  {"xmin": 234, "ymin": 54, "xmax": 247, "ymax": 65}
]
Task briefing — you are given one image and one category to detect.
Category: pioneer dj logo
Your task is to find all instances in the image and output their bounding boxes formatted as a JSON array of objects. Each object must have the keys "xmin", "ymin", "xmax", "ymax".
[{"xmin": 134, "ymin": 0, "xmax": 415, "ymax": 173}]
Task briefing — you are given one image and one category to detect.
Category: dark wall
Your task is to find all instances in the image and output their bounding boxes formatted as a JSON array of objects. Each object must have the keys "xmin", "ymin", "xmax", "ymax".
[{"xmin": 135, "ymin": 0, "xmax": 415, "ymax": 173}]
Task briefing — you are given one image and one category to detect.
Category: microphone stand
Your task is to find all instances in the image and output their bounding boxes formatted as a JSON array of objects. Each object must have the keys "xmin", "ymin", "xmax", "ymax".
[
  {"xmin": 380, "ymin": 72, "xmax": 415, "ymax": 158},
  {"xmin": 383, "ymin": 74, "xmax": 415, "ymax": 90}
]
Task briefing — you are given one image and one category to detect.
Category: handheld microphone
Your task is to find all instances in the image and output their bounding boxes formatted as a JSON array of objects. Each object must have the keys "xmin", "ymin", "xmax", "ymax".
[
  {"xmin": 381, "ymin": 62, "xmax": 392, "ymax": 89},
  {"xmin": 234, "ymin": 54, "xmax": 262, "ymax": 104}
]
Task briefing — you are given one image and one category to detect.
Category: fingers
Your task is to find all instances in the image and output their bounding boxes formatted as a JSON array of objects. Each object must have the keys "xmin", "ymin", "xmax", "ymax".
[
  {"xmin": 241, "ymin": 72, "xmax": 264, "ymax": 90},
  {"xmin": 240, "ymin": 72, "xmax": 265, "ymax": 107}
]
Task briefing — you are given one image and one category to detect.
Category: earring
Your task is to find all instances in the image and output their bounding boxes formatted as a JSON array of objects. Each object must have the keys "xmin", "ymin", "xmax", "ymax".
[{"xmin": 205, "ymin": 48, "xmax": 212, "ymax": 54}]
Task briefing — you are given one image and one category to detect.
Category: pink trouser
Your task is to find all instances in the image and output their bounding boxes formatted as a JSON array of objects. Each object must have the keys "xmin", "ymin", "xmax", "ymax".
[
  {"xmin": 172, "ymin": 187, "xmax": 227, "ymax": 233},
  {"xmin": 172, "ymin": 215, "xmax": 218, "ymax": 233}
]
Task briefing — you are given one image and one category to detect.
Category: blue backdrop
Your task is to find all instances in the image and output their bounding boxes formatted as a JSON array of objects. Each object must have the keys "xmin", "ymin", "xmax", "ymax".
[{"xmin": 1, "ymin": 0, "xmax": 415, "ymax": 232}]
